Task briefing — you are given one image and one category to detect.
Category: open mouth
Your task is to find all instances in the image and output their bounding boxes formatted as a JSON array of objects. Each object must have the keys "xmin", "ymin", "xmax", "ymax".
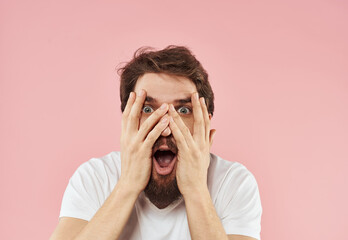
[{"xmin": 153, "ymin": 149, "xmax": 177, "ymax": 176}]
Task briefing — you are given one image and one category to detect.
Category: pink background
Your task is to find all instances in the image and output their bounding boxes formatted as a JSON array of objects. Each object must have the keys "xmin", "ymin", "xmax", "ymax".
[{"xmin": 1, "ymin": 0, "xmax": 347, "ymax": 239}]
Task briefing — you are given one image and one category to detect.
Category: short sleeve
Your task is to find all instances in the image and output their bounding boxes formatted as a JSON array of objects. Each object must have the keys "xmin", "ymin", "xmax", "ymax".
[
  {"xmin": 59, "ymin": 158, "xmax": 111, "ymax": 221},
  {"xmin": 219, "ymin": 165, "xmax": 262, "ymax": 239}
]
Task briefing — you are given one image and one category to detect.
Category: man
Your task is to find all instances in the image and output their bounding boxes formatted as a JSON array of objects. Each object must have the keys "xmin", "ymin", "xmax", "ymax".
[{"xmin": 50, "ymin": 46, "xmax": 262, "ymax": 240}]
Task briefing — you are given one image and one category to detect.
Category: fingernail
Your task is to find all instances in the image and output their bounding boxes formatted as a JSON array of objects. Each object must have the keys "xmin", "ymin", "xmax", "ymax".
[
  {"xmin": 201, "ymin": 97, "xmax": 205, "ymax": 105},
  {"xmin": 161, "ymin": 117, "xmax": 168, "ymax": 123},
  {"xmin": 169, "ymin": 104, "xmax": 175, "ymax": 112},
  {"xmin": 139, "ymin": 89, "xmax": 145, "ymax": 96},
  {"xmin": 160, "ymin": 103, "xmax": 168, "ymax": 110},
  {"xmin": 162, "ymin": 127, "xmax": 171, "ymax": 135},
  {"xmin": 195, "ymin": 92, "xmax": 199, "ymax": 100}
]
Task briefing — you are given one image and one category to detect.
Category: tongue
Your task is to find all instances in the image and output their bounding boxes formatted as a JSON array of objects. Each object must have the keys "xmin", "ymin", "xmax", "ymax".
[{"xmin": 156, "ymin": 151, "xmax": 174, "ymax": 167}]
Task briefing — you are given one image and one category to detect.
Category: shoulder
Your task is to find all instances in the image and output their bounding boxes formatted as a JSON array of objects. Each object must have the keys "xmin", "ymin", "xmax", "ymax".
[
  {"xmin": 59, "ymin": 151, "xmax": 122, "ymax": 220},
  {"xmin": 71, "ymin": 151, "xmax": 122, "ymax": 188},
  {"xmin": 207, "ymin": 153, "xmax": 259, "ymax": 202},
  {"xmin": 77, "ymin": 151, "xmax": 121, "ymax": 172},
  {"xmin": 208, "ymin": 153, "xmax": 262, "ymax": 237}
]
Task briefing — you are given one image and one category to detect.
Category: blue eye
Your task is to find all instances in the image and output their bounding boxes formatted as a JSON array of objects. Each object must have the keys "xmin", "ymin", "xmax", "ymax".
[
  {"xmin": 142, "ymin": 106, "xmax": 154, "ymax": 114},
  {"xmin": 177, "ymin": 106, "xmax": 191, "ymax": 114}
]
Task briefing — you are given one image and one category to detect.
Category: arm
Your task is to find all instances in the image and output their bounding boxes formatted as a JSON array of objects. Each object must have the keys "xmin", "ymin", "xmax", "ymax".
[
  {"xmin": 168, "ymin": 93, "xmax": 258, "ymax": 240},
  {"xmin": 50, "ymin": 90, "xmax": 170, "ymax": 240},
  {"xmin": 183, "ymin": 185, "xmax": 257, "ymax": 240},
  {"xmin": 50, "ymin": 180, "xmax": 138, "ymax": 240},
  {"xmin": 184, "ymin": 185, "xmax": 228, "ymax": 240}
]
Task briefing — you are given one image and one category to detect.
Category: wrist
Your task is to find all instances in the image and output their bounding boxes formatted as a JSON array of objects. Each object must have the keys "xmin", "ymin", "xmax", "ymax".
[
  {"xmin": 181, "ymin": 182, "xmax": 209, "ymax": 200},
  {"xmin": 115, "ymin": 178, "xmax": 142, "ymax": 199}
]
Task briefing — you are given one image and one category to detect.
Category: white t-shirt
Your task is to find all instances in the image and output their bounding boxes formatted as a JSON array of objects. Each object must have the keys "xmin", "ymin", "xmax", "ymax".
[{"xmin": 59, "ymin": 151, "xmax": 262, "ymax": 240}]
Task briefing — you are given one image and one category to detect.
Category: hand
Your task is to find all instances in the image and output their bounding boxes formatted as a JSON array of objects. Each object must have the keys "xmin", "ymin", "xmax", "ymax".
[
  {"xmin": 168, "ymin": 92, "xmax": 216, "ymax": 196},
  {"xmin": 119, "ymin": 89, "xmax": 170, "ymax": 194}
]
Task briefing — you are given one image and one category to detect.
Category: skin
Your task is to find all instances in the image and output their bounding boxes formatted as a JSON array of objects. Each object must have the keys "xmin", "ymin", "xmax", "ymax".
[
  {"xmin": 49, "ymin": 73, "xmax": 257, "ymax": 240},
  {"xmin": 134, "ymin": 73, "xmax": 205, "ymax": 204}
]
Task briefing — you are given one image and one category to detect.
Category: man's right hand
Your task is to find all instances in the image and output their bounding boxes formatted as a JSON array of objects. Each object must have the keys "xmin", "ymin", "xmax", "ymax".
[
  {"xmin": 119, "ymin": 89, "xmax": 169, "ymax": 194},
  {"xmin": 50, "ymin": 93, "xmax": 168, "ymax": 240}
]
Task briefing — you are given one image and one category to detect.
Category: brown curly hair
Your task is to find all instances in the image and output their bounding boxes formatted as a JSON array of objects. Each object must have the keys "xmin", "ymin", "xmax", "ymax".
[{"xmin": 118, "ymin": 45, "xmax": 215, "ymax": 116}]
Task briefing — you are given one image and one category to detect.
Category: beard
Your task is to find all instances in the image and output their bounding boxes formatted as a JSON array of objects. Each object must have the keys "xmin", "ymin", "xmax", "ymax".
[{"xmin": 144, "ymin": 136, "xmax": 182, "ymax": 209}]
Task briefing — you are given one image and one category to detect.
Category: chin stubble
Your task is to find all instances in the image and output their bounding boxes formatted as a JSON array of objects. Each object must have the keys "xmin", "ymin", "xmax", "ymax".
[{"xmin": 144, "ymin": 173, "xmax": 181, "ymax": 208}]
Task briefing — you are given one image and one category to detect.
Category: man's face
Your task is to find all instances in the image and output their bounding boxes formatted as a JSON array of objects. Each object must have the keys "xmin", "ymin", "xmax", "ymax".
[{"xmin": 133, "ymin": 73, "xmax": 197, "ymax": 207}]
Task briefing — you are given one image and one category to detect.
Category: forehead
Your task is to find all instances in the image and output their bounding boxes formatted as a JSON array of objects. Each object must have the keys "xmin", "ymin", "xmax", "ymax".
[{"xmin": 134, "ymin": 73, "xmax": 197, "ymax": 103}]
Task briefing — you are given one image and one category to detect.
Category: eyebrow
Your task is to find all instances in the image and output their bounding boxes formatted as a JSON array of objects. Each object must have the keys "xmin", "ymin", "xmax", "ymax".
[{"xmin": 145, "ymin": 96, "xmax": 191, "ymax": 104}]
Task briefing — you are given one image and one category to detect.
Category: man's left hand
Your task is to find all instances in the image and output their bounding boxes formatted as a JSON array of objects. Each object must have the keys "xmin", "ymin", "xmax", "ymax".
[{"xmin": 168, "ymin": 92, "xmax": 216, "ymax": 196}]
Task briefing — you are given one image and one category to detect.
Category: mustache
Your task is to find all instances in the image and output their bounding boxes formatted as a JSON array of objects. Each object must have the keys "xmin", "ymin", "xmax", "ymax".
[{"xmin": 152, "ymin": 137, "xmax": 178, "ymax": 154}]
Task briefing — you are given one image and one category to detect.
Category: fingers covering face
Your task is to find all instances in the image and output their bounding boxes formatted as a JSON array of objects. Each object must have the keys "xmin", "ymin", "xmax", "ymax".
[
  {"xmin": 127, "ymin": 89, "xmax": 146, "ymax": 134},
  {"xmin": 192, "ymin": 92, "xmax": 205, "ymax": 143},
  {"xmin": 143, "ymin": 114, "xmax": 170, "ymax": 148},
  {"xmin": 137, "ymin": 103, "xmax": 169, "ymax": 141},
  {"xmin": 168, "ymin": 103, "xmax": 194, "ymax": 148},
  {"xmin": 122, "ymin": 92, "xmax": 135, "ymax": 132},
  {"xmin": 122, "ymin": 89, "xmax": 170, "ymax": 143},
  {"xmin": 122, "ymin": 90, "xmax": 212, "ymax": 148},
  {"xmin": 168, "ymin": 92, "xmax": 211, "ymax": 148},
  {"xmin": 200, "ymin": 97, "xmax": 211, "ymax": 142},
  {"xmin": 168, "ymin": 114, "xmax": 190, "ymax": 150}
]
